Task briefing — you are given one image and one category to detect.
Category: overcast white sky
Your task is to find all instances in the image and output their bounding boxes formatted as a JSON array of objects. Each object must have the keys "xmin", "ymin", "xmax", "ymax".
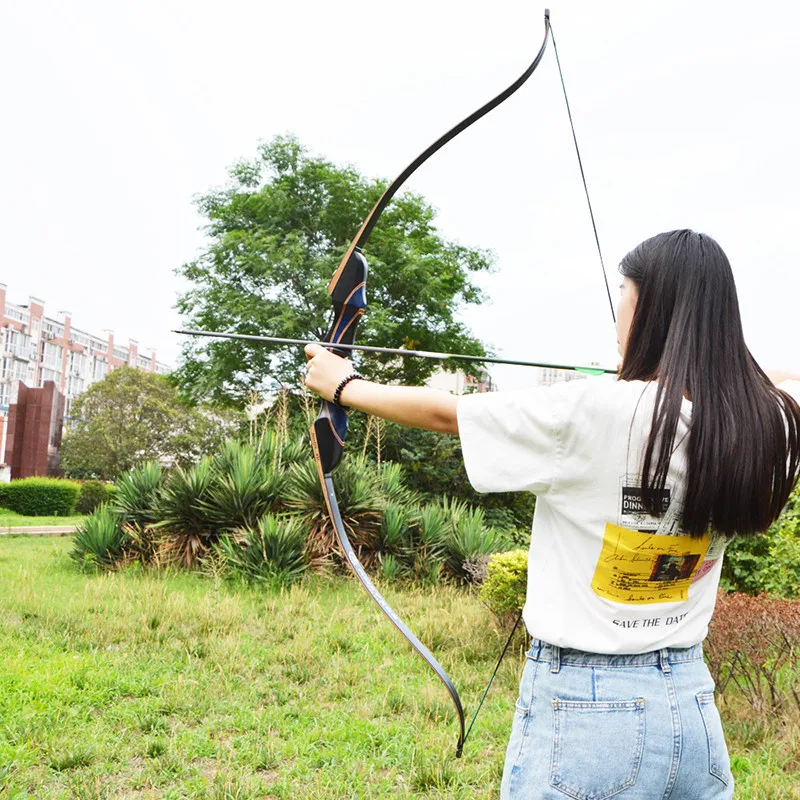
[{"xmin": 2, "ymin": 0, "xmax": 798, "ymax": 391}]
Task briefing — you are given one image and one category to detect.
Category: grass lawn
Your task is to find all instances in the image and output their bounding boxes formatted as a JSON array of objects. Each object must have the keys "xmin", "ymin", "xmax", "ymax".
[
  {"xmin": 0, "ymin": 537, "xmax": 798, "ymax": 799},
  {"xmin": 0, "ymin": 508, "xmax": 85, "ymax": 528}
]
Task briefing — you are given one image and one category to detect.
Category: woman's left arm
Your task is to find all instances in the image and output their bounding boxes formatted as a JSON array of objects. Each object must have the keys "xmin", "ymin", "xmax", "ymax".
[{"xmin": 304, "ymin": 343, "xmax": 458, "ymax": 434}]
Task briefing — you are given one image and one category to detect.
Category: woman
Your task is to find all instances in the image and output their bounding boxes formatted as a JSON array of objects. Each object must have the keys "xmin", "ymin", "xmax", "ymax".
[{"xmin": 304, "ymin": 229, "xmax": 800, "ymax": 799}]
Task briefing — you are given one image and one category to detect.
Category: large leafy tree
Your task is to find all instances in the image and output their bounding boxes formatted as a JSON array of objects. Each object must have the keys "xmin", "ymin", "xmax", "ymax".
[
  {"xmin": 60, "ymin": 367, "xmax": 239, "ymax": 480},
  {"xmin": 173, "ymin": 135, "xmax": 495, "ymax": 406}
]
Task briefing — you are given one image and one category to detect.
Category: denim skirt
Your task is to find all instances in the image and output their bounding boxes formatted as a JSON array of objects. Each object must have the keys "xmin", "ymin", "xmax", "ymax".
[{"xmin": 500, "ymin": 638, "xmax": 734, "ymax": 799}]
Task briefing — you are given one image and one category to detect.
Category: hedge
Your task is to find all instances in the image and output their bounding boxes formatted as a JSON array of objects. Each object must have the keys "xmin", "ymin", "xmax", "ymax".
[
  {"xmin": 3, "ymin": 477, "xmax": 81, "ymax": 516},
  {"xmin": 75, "ymin": 480, "xmax": 114, "ymax": 515}
]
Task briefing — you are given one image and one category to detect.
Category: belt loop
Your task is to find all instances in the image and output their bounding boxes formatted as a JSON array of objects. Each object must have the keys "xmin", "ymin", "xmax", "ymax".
[
  {"xmin": 550, "ymin": 643, "xmax": 561, "ymax": 674},
  {"xmin": 659, "ymin": 648, "xmax": 671, "ymax": 674}
]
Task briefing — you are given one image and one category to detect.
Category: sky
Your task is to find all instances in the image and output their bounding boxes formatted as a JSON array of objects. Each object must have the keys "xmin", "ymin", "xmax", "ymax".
[{"xmin": 2, "ymin": 0, "xmax": 798, "ymax": 392}]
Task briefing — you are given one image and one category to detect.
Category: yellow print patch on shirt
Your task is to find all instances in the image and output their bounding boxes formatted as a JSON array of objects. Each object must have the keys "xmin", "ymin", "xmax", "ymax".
[{"xmin": 592, "ymin": 523, "xmax": 710, "ymax": 605}]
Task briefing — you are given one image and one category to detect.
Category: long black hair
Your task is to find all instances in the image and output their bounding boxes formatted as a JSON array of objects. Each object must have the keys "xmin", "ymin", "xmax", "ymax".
[{"xmin": 619, "ymin": 230, "xmax": 800, "ymax": 539}]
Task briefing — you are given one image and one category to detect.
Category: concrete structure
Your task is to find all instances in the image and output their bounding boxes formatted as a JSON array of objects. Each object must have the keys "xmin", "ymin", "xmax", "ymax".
[
  {"xmin": 5, "ymin": 381, "xmax": 65, "ymax": 478},
  {"xmin": 0, "ymin": 283, "xmax": 171, "ymax": 470}
]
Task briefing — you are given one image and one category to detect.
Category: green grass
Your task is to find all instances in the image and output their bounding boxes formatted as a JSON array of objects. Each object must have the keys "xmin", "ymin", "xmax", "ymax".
[
  {"xmin": 0, "ymin": 537, "xmax": 798, "ymax": 798},
  {"xmin": 0, "ymin": 508, "xmax": 85, "ymax": 527}
]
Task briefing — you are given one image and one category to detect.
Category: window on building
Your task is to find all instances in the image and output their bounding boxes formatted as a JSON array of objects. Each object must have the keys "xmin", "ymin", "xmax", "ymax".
[
  {"xmin": 70, "ymin": 352, "xmax": 86, "ymax": 375},
  {"xmin": 41, "ymin": 367, "xmax": 59, "ymax": 386},
  {"xmin": 43, "ymin": 342, "xmax": 63, "ymax": 367}
]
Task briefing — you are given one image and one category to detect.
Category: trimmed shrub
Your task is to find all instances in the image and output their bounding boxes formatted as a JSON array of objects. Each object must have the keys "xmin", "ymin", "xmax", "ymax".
[
  {"xmin": 0, "ymin": 483, "xmax": 9, "ymax": 509},
  {"xmin": 75, "ymin": 480, "xmax": 113, "ymax": 515},
  {"xmin": 479, "ymin": 549, "xmax": 528, "ymax": 626},
  {"xmin": 4, "ymin": 477, "xmax": 81, "ymax": 516}
]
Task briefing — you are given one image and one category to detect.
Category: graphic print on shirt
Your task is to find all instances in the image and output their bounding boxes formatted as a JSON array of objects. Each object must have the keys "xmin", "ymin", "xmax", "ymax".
[{"xmin": 590, "ymin": 476, "xmax": 711, "ymax": 605}]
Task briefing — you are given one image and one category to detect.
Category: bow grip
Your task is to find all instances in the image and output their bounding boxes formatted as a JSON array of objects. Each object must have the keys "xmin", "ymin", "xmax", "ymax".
[{"xmin": 325, "ymin": 248, "xmax": 368, "ymax": 358}]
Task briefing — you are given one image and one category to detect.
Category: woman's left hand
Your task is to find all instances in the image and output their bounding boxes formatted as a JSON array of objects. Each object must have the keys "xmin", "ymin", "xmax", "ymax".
[{"xmin": 304, "ymin": 343, "xmax": 355, "ymax": 402}]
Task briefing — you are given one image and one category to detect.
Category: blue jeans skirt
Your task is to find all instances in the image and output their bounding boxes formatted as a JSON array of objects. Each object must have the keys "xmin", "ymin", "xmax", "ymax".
[{"xmin": 500, "ymin": 638, "xmax": 734, "ymax": 799}]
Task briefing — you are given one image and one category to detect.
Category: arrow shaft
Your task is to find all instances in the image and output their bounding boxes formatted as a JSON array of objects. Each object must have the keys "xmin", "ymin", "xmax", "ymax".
[{"xmin": 174, "ymin": 329, "xmax": 616, "ymax": 375}]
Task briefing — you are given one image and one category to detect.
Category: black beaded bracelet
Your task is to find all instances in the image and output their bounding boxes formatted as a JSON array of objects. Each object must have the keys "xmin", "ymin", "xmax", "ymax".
[{"xmin": 332, "ymin": 372, "xmax": 363, "ymax": 408}]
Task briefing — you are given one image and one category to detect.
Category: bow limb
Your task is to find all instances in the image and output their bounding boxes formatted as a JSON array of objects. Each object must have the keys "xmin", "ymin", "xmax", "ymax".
[{"xmin": 310, "ymin": 11, "xmax": 553, "ymax": 759}]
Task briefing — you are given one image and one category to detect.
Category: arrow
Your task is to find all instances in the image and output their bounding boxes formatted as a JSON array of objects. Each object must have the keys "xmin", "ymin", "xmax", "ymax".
[{"xmin": 173, "ymin": 329, "xmax": 617, "ymax": 376}]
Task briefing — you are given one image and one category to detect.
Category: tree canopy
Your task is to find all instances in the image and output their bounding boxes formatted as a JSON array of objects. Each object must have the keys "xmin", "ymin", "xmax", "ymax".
[
  {"xmin": 173, "ymin": 136, "xmax": 495, "ymax": 406},
  {"xmin": 60, "ymin": 367, "xmax": 240, "ymax": 480}
]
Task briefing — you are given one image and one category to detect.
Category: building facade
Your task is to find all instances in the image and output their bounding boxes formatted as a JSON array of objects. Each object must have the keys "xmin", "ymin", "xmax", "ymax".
[
  {"xmin": 532, "ymin": 363, "xmax": 604, "ymax": 387},
  {"xmin": 0, "ymin": 283, "xmax": 170, "ymax": 468},
  {"xmin": 426, "ymin": 367, "xmax": 495, "ymax": 395}
]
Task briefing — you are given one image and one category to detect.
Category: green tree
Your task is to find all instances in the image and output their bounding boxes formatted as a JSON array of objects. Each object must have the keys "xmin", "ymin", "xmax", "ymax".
[
  {"xmin": 173, "ymin": 135, "xmax": 495, "ymax": 406},
  {"xmin": 60, "ymin": 367, "xmax": 240, "ymax": 480}
]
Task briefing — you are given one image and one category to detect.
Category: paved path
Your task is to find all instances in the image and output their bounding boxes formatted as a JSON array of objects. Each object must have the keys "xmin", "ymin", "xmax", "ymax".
[{"xmin": 0, "ymin": 526, "xmax": 77, "ymax": 536}]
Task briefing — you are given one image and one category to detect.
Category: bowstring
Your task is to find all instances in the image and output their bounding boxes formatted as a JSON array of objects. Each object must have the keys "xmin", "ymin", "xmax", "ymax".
[
  {"xmin": 462, "ymin": 21, "xmax": 618, "ymax": 754},
  {"xmin": 551, "ymin": 24, "xmax": 617, "ymax": 325}
]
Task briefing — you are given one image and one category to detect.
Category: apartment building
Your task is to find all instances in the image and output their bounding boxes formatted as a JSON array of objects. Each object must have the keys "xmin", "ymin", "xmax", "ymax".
[
  {"xmin": 0, "ymin": 283, "xmax": 170, "ymax": 464},
  {"xmin": 533, "ymin": 363, "xmax": 604, "ymax": 387}
]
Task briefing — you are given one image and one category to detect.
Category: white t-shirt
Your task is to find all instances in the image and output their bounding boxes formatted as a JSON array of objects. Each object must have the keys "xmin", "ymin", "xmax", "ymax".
[{"xmin": 457, "ymin": 378, "xmax": 800, "ymax": 655}]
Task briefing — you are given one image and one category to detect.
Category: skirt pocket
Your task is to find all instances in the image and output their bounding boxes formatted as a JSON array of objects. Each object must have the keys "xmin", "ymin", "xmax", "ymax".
[{"xmin": 549, "ymin": 697, "xmax": 646, "ymax": 800}]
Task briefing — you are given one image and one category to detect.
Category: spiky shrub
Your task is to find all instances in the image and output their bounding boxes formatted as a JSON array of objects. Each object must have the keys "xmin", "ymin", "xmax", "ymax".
[
  {"xmin": 217, "ymin": 514, "xmax": 308, "ymax": 585},
  {"xmin": 204, "ymin": 441, "xmax": 285, "ymax": 532},
  {"xmin": 284, "ymin": 457, "xmax": 391, "ymax": 568},
  {"xmin": 113, "ymin": 462, "xmax": 163, "ymax": 563},
  {"xmin": 114, "ymin": 463, "xmax": 162, "ymax": 526},
  {"xmin": 71, "ymin": 505, "xmax": 126, "ymax": 572},
  {"xmin": 411, "ymin": 502, "xmax": 450, "ymax": 584},
  {"xmin": 436, "ymin": 497, "xmax": 511, "ymax": 583},
  {"xmin": 373, "ymin": 503, "xmax": 446, "ymax": 584},
  {"xmin": 154, "ymin": 456, "xmax": 218, "ymax": 568}
]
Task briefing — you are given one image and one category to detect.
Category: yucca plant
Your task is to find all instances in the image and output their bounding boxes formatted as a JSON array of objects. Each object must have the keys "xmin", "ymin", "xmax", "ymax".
[
  {"xmin": 113, "ymin": 462, "xmax": 163, "ymax": 563},
  {"xmin": 205, "ymin": 441, "xmax": 284, "ymax": 531},
  {"xmin": 375, "ymin": 504, "xmax": 414, "ymax": 575},
  {"xmin": 438, "ymin": 497, "xmax": 511, "ymax": 583},
  {"xmin": 153, "ymin": 456, "xmax": 218, "ymax": 568},
  {"xmin": 284, "ymin": 456, "xmax": 386, "ymax": 567},
  {"xmin": 410, "ymin": 502, "xmax": 449, "ymax": 583},
  {"xmin": 71, "ymin": 504, "xmax": 126, "ymax": 572},
  {"xmin": 114, "ymin": 462, "xmax": 162, "ymax": 526},
  {"xmin": 217, "ymin": 514, "xmax": 308, "ymax": 585}
]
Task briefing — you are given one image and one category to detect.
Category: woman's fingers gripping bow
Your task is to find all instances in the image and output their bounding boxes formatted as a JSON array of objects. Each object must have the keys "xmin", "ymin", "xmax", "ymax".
[{"xmin": 304, "ymin": 343, "xmax": 355, "ymax": 402}]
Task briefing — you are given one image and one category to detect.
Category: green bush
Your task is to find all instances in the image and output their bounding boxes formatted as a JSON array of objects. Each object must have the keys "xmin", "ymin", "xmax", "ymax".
[
  {"xmin": 217, "ymin": 514, "xmax": 308, "ymax": 585},
  {"xmin": 205, "ymin": 440, "xmax": 284, "ymax": 531},
  {"xmin": 114, "ymin": 463, "xmax": 163, "ymax": 526},
  {"xmin": 154, "ymin": 457, "xmax": 219, "ymax": 568},
  {"xmin": 4, "ymin": 477, "xmax": 81, "ymax": 516},
  {"xmin": 721, "ymin": 486, "xmax": 800, "ymax": 598},
  {"xmin": 75, "ymin": 480, "xmax": 112, "ymax": 514},
  {"xmin": 71, "ymin": 505, "xmax": 126, "ymax": 571},
  {"xmin": 479, "ymin": 549, "xmax": 528, "ymax": 625},
  {"xmin": 0, "ymin": 482, "xmax": 9, "ymax": 508},
  {"xmin": 437, "ymin": 497, "xmax": 511, "ymax": 583}
]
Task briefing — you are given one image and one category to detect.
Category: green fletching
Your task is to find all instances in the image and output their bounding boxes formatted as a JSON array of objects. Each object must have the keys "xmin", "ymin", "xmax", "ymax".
[{"xmin": 575, "ymin": 367, "xmax": 606, "ymax": 376}]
